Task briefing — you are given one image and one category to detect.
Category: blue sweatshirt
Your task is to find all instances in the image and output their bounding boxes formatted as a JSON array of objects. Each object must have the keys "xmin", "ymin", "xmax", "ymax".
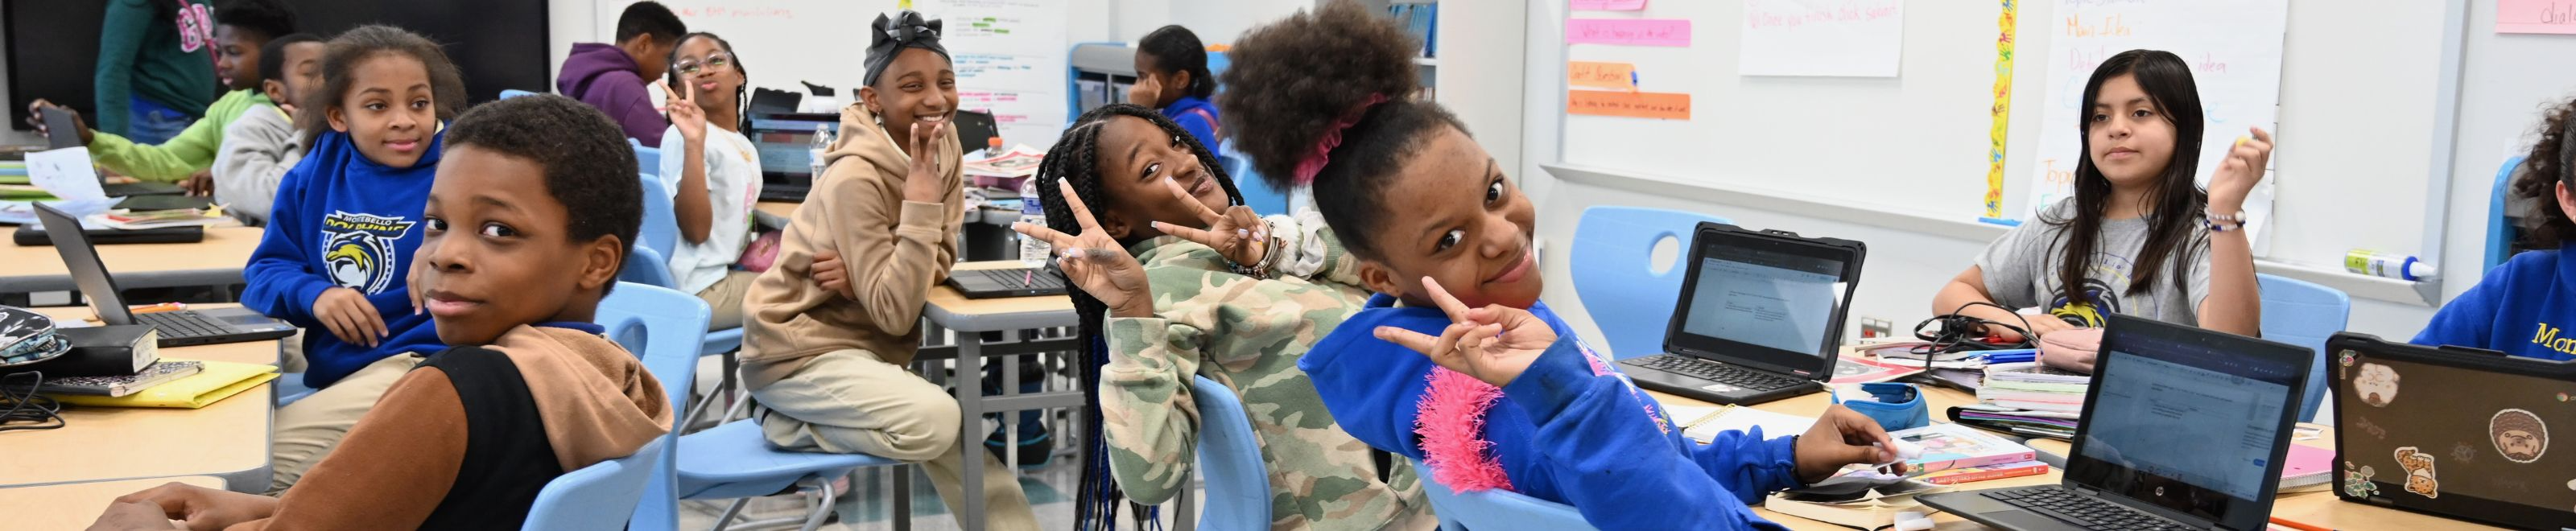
[
  {"xmin": 1161, "ymin": 96, "xmax": 1222, "ymax": 150},
  {"xmin": 2415, "ymin": 245, "xmax": 2576, "ymax": 360},
  {"xmin": 1301, "ymin": 294, "xmax": 1804, "ymax": 530},
  {"xmin": 242, "ymin": 130, "xmax": 448, "ymax": 388}
]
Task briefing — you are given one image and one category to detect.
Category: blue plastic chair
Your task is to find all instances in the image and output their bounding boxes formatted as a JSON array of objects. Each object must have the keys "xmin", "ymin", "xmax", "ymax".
[
  {"xmin": 618, "ymin": 244, "xmax": 677, "ymax": 289},
  {"xmin": 1569, "ymin": 206, "xmax": 1732, "ymax": 359},
  {"xmin": 595, "ymin": 282, "xmax": 712, "ymax": 530},
  {"xmin": 272, "ymin": 371, "xmax": 316, "ymax": 406},
  {"xmin": 631, "ymin": 138, "xmax": 663, "ymax": 178},
  {"xmin": 636, "ymin": 172, "xmax": 678, "ymax": 264},
  {"xmin": 1216, "ymin": 139, "xmax": 1290, "ymax": 216},
  {"xmin": 522, "ymin": 437, "xmax": 667, "ymax": 531},
  {"xmin": 499, "ymin": 88, "xmax": 540, "ymax": 99},
  {"xmin": 2489, "ymin": 155, "xmax": 2528, "ymax": 276},
  {"xmin": 2256, "ymin": 274, "xmax": 2351, "ymax": 422},
  {"xmin": 1190, "ymin": 375, "xmax": 1272, "ymax": 530},
  {"xmin": 1411, "ymin": 458, "xmax": 1596, "ymax": 531},
  {"xmin": 676, "ymin": 421, "xmax": 910, "ymax": 531}
]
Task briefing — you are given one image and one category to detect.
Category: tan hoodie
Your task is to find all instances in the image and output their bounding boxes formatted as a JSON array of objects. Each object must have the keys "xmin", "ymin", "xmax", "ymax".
[
  {"xmin": 229, "ymin": 325, "xmax": 671, "ymax": 530},
  {"xmin": 740, "ymin": 101, "xmax": 964, "ymax": 389}
]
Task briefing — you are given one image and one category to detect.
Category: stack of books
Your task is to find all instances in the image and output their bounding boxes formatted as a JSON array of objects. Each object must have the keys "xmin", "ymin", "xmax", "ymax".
[{"xmin": 1948, "ymin": 362, "xmax": 2090, "ymax": 440}]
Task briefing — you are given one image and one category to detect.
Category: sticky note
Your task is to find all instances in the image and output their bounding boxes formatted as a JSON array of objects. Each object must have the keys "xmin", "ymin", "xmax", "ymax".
[
  {"xmin": 2498, "ymin": 0, "xmax": 2576, "ymax": 34},
  {"xmin": 1568, "ymin": 61, "xmax": 1638, "ymax": 90},
  {"xmin": 1567, "ymin": 90, "xmax": 1690, "ymax": 120},
  {"xmin": 1566, "ymin": 19, "xmax": 1691, "ymax": 47},
  {"xmin": 26, "ymin": 146, "xmax": 105, "ymax": 201},
  {"xmin": 1571, "ymin": 0, "xmax": 1648, "ymax": 10}
]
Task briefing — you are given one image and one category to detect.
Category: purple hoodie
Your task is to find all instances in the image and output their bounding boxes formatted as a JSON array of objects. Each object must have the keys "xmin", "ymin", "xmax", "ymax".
[{"xmin": 557, "ymin": 43, "xmax": 666, "ymax": 144}]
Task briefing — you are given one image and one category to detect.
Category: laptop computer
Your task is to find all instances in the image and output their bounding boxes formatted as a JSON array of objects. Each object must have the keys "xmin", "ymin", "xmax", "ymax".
[
  {"xmin": 1616, "ymin": 222, "xmax": 1864, "ymax": 405},
  {"xmin": 2326, "ymin": 332, "xmax": 2576, "ymax": 529},
  {"xmin": 33, "ymin": 203, "xmax": 293, "ymax": 348},
  {"xmin": 945, "ymin": 264, "xmax": 1068, "ymax": 299},
  {"xmin": 1919, "ymin": 314, "xmax": 2311, "ymax": 531},
  {"xmin": 43, "ymin": 106, "xmax": 181, "ymax": 198}
]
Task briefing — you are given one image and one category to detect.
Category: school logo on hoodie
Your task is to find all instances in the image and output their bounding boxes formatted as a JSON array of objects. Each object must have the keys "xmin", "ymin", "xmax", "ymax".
[{"xmin": 320, "ymin": 212, "xmax": 417, "ymax": 294}]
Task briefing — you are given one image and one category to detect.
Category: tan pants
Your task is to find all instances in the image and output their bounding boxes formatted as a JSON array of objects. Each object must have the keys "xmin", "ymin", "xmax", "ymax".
[
  {"xmin": 267, "ymin": 353, "xmax": 425, "ymax": 492},
  {"xmin": 750, "ymin": 349, "xmax": 1037, "ymax": 529},
  {"xmin": 696, "ymin": 270, "xmax": 760, "ymax": 330}
]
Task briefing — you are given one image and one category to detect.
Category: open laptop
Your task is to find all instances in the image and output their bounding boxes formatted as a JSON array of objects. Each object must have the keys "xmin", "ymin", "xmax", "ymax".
[
  {"xmin": 945, "ymin": 263, "xmax": 1067, "ymax": 299},
  {"xmin": 1616, "ymin": 222, "xmax": 1864, "ymax": 405},
  {"xmin": 43, "ymin": 106, "xmax": 181, "ymax": 197},
  {"xmin": 2326, "ymin": 332, "xmax": 2576, "ymax": 530},
  {"xmin": 1919, "ymin": 314, "xmax": 2310, "ymax": 531},
  {"xmin": 34, "ymin": 203, "xmax": 293, "ymax": 347}
]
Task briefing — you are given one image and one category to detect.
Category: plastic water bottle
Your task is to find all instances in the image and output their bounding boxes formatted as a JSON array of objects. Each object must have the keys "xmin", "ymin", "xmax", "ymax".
[
  {"xmin": 1018, "ymin": 177, "xmax": 1050, "ymax": 270},
  {"xmin": 807, "ymin": 124, "xmax": 832, "ymax": 179}
]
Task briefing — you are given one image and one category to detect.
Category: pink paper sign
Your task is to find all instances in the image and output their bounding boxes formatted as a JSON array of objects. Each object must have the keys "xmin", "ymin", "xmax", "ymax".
[
  {"xmin": 1571, "ymin": 0, "xmax": 1648, "ymax": 10},
  {"xmin": 1565, "ymin": 19, "xmax": 1692, "ymax": 47},
  {"xmin": 2497, "ymin": 0, "xmax": 2576, "ymax": 34}
]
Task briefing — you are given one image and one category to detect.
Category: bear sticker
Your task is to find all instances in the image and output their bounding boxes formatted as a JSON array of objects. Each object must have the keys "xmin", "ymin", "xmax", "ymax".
[
  {"xmin": 2394, "ymin": 447, "xmax": 2439, "ymax": 499},
  {"xmin": 2491, "ymin": 409, "xmax": 2549, "ymax": 463},
  {"xmin": 2354, "ymin": 363, "xmax": 2400, "ymax": 407}
]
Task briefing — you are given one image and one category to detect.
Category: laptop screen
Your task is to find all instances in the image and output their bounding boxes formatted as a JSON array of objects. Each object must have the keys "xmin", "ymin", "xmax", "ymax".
[
  {"xmin": 2068, "ymin": 315, "xmax": 2305, "ymax": 529},
  {"xmin": 1663, "ymin": 228, "xmax": 1855, "ymax": 377},
  {"xmin": 31, "ymin": 203, "xmax": 137, "ymax": 324}
]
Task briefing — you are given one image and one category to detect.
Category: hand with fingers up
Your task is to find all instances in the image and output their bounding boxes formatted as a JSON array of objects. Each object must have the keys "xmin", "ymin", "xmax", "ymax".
[
  {"xmin": 1013, "ymin": 180, "xmax": 1154, "ymax": 318},
  {"xmin": 1146, "ymin": 177, "xmax": 1269, "ymax": 270},
  {"xmin": 1372, "ymin": 276, "xmax": 1557, "ymax": 388}
]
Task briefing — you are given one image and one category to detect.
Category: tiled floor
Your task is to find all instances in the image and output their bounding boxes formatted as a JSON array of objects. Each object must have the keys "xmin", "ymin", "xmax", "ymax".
[{"xmin": 674, "ymin": 454, "xmax": 1206, "ymax": 531}]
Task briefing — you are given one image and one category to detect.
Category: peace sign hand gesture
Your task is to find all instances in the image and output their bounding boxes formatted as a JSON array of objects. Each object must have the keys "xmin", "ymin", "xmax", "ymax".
[
  {"xmin": 1013, "ymin": 180, "xmax": 1155, "ymax": 318},
  {"xmin": 1146, "ymin": 178, "xmax": 1269, "ymax": 269},
  {"xmin": 663, "ymin": 79, "xmax": 707, "ymax": 144},
  {"xmin": 1373, "ymin": 277, "xmax": 1558, "ymax": 387}
]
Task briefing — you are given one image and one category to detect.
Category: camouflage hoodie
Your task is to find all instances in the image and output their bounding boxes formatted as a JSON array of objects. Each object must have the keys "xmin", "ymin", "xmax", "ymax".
[{"xmin": 1100, "ymin": 213, "xmax": 1439, "ymax": 531}]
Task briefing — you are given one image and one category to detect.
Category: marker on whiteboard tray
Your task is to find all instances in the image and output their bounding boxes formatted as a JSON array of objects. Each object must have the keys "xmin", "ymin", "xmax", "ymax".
[{"xmin": 2346, "ymin": 249, "xmax": 2437, "ymax": 282}]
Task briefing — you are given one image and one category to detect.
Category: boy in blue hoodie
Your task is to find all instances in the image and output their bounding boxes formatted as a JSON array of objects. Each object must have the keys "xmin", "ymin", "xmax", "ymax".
[
  {"xmin": 558, "ymin": 1, "xmax": 685, "ymax": 144},
  {"xmin": 241, "ymin": 26, "xmax": 468, "ymax": 492},
  {"xmin": 1221, "ymin": 5, "xmax": 1903, "ymax": 529},
  {"xmin": 2418, "ymin": 97, "xmax": 2576, "ymax": 360}
]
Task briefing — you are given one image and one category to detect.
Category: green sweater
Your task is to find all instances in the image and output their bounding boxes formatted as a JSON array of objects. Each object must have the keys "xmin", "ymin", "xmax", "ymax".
[
  {"xmin": 89, "ymin": 89, "xmax": 270, "ymax": 182},
  {"xmin": 96, "ymin": 0, "xmax": 217, "ymax": 136}
]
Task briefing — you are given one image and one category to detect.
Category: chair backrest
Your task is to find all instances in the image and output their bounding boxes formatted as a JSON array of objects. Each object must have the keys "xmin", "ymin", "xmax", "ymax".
[
  {"xmin": 1410, "ymin": 458, "xmax": 1596, "ymax": 531},
  {"xmin": 1216, "ymin": 138, "xmax": 1290, "ymax": 216},
  {"xmin": 594, "ymin": 282, "xmax": 714, "ymax": 531},
  {"xmin": 1568, "ymin": 206, "xmax": 1732, "ymax": 360},
  {"xmin": 499, "ymin": 88, "xmax": 540, "ymax": 99},
  {"xmin": 2256, "ymin": 273, "xmax": 2350, "ymax": 422},
  {"xmin": 630, "ymin": 138, "xmax": 663, "ymax": 178},
  {"xmin": 1191, "ymin": 376, "xmax": 1272, "ymax": 530},
  {"xmin": 617, "ymin": 244, "xmax": 678, "ymax": 288},
  {"xmin": 2490, "ymin": 155, "xmax": 2528, "ymax": 276},
  {"xmin": 520, "ymin": 437, "xmax": 667, "ymax": 531},
  {"xmin": 636, "ymin": 171, "xmax": 679, "ymax": 264}
]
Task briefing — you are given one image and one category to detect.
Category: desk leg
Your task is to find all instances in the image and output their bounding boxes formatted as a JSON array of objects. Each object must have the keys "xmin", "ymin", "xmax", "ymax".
[{"xmin": 956, "ymin": 334, "xmax": 986, "ymax": 531}]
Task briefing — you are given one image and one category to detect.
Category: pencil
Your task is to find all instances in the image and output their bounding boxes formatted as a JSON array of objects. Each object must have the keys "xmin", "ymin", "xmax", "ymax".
[{"xmin": 2268, "ymin": 516, "xmax": 2330, "ymax": 531}]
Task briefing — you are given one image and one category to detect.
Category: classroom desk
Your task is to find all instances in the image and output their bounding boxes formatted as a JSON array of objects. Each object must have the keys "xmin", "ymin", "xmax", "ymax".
[
  {"xmin": 1, "ymin": 475, "xmax": 225, "ymax": 530},
  {"xmin": 2, "ymin": 305, "xmax": 279, "ymax": 492},
  {"xmin": 1657, "ymin": 385, "xmax": 2504, "ymax": 530},
  {"xmin": 923, "ymin": 261, "xmax": 1084, "ymax": 531},
  {"xmin": 755, "ymin": 200, "xmax": 799, "ymax": 219},
  {"xmin": 0, "ymin": 224, "xmax": 266, "ymax": 295}
]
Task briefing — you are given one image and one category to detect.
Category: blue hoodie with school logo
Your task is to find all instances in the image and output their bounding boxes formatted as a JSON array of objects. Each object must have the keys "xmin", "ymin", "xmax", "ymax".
[
  {"xmin": 2415, "ymin": 246, "xmax": 2576, "ymax": 360},
  {"xmin": 242, "ymin": 130, "xmax": 448, "ymax": 388},
  {"xmin": 1300, "ymin": 294, "xmax": 1804, "ymax": 530}
]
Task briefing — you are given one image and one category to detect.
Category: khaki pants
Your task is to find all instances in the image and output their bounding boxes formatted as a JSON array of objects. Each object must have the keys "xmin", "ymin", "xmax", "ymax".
[
  {"xmin": 267, "ymin": 353, "xmax": 426, "ymax": 492},
  {"xmin": 696, "ymin": 270, "xmax": 760, "ymax": 330},
  {"xmin": 750, "ymin": 349, "xmax": 1036, "ymax": 529}
]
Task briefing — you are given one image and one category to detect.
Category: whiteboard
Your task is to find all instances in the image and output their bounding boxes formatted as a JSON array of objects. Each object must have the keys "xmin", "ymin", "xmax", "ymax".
[
  {"xmin": 1553, "ymin": 0, "xmax": 2455, "ymax": 269},
  {"xmin": 590, "ymin": 0, "xmax": 1070, "ymax": 147}
]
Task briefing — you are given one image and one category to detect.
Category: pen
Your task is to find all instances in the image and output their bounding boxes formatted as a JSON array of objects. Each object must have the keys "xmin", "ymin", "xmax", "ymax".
[{"xmin": 2267, "ymin": 517, "xmax": 2330, "ymax": 531}]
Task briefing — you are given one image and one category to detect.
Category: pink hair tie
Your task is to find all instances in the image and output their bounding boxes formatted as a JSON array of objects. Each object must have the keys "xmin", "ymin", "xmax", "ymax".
[{"xmin": 1290, "ymin": 94, "xmax": 1391, "ymax": 184}]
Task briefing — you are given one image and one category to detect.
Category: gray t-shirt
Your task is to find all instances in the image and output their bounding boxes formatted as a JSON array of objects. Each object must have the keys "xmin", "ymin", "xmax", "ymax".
[{"xmin": 1976, "ymin": 200, "xmax": 2213, "ymax": 327}]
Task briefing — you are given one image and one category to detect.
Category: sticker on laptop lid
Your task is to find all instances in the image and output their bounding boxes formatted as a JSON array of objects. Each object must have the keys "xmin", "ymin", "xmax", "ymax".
[
  {"xmin": 2394, "ymin": 447, "xmax": 2440, "ymax": 499},
  {"xmin": 2492, "ymin": 409, "xmax": 2549, "ymax": 463},
  {"xmin": 2355, "ymin": 363, "xmax": 2401, "ymax": 407}
]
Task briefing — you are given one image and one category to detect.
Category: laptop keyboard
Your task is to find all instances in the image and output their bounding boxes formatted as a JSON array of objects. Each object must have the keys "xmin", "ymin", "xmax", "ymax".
[
  {"xmin": 1985, "ymin": 487, "xmax": 2188, "ymax": 531},
  {"xmin": 974, "ymin": 269, "xmax": 1065, "ymax": 290},
  {"xmin": 1629, "ymin": 354, "xmax": 1802, "ymax": 391},
  {"xmin": 135, "ymin": 311, "xmax": 229, "ymax": 340}
]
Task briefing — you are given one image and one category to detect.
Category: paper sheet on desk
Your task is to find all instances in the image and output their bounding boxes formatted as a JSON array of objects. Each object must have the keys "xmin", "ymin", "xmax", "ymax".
[
  {"xmin": 1666, "ymin": 405, "xmax": 1816, "ymax": 443},
  {"xmin": 0, "ymin": 198, "xmax": 121, "ymax": 226}
]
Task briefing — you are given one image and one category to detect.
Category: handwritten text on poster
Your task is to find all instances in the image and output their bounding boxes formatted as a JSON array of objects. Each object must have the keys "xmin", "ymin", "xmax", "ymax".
[
  {"xmin": 1567, "ymin": 90, "xmax": 1690, "ymax": 120},
  {"xmin": 1566, "ymin": 19, "xmax": 1692, "ymax": 47}
]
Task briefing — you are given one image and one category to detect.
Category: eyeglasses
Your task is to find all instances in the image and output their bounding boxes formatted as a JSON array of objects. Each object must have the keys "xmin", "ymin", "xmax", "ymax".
[{"xmin": 674, "ymin": 53, "xmax": 733, "ymax": 76}]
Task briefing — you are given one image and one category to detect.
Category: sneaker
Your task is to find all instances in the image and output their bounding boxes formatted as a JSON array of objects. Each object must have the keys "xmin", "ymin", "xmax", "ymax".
[{"xmin": 983, "ymin": 424, "xmax": 1055, "ymax": 469}]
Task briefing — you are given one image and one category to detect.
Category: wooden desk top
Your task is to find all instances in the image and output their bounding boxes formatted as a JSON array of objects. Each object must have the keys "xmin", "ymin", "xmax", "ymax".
[
  {"xmin": 922, "ymin": 261, "xmax": 1075, "ymax": 332},
  {"xmin": 1659, "ymin": 385, "xmax": 2501, "ymax": 531},
  {"xmin": 1, "ymin": 475, "xmax": 225, "ymax": 530},
  {"xmin": 756, "ymin": 200, "xmax": 799, "ymax": 219},
  {"xmin": 32, "ymin": 305, "xmax": 286, "ymax": 365},
  {"xmin": 0, "ymin": 224, "xmax": 266, "ymax": 278}
]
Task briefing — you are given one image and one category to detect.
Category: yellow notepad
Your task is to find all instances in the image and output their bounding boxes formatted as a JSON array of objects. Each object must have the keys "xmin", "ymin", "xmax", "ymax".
[{"xmin": 48, "ymin": 360, "xmax": 279, "ymax": 409}]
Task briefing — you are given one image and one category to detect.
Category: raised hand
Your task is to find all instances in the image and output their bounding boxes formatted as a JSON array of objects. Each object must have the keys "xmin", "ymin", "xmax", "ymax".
[
  {"xmin": 1373, "ymin": 277, "xmax": 1557, "ymax": 387},
  {"xmin": 899, "ymin": 120, "xmax": 950, "ymax": 204},
  {"xmin": 1147, "ymin": 178, "xmax": 1268, "ymax": 268},
  {"xmin": 663, "ymin": 79, "xmax": 707, "ymax": 144},
  {"xmin": 1125, "ymin": 75, "xmax": 1162, "ymax": 107},
  {"xmin": 2208, "ymin": 126, "xmax": 2273, "ymax": 213},
  {"xmin": 1013, "ymin": 180, "xmax": 1154, "ymax": 318}
]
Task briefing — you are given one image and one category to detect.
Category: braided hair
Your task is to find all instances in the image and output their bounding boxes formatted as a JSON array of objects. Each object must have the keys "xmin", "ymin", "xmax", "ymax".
[
  {"xmin": 665, "ymin": 32, "xmax": 752, "ymax": 133},
  {"xmin": 1036, "ymin": 104, "xmax": 1243, "ymax": 531}
]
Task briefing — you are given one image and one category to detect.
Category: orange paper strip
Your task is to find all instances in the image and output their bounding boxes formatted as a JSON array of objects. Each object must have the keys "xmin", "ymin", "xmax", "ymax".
[
  {"xmin": 1567, "ymin": 90, "xmax": 1690, "ymax": 120},
  {"xmin": 1568, "ymin": 61, "xmax": 1637, "ymax": 90}
]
